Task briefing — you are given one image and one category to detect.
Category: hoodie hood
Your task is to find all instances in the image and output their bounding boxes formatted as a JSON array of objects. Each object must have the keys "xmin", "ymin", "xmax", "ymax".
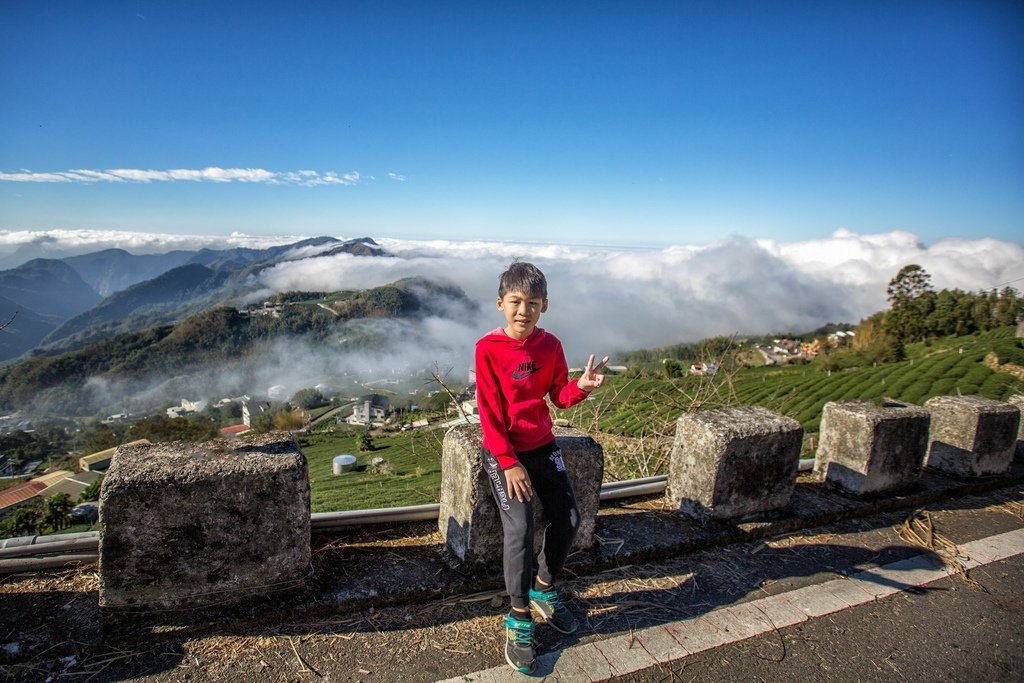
[{"xmin": 479, "ymin": 326, "xmax": 549, "ymax": 347}]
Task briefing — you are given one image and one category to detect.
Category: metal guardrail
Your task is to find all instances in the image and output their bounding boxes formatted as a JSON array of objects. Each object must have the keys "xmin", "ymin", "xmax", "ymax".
[{"xmin": 0, "ymin": 461, "xmax": 815, "ymax": 571}]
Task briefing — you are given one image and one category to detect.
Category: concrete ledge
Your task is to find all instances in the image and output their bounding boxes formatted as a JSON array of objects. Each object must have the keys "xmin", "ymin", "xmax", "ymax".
[{"xmin": 98, "ymin": 433, "xmax": 310, "ymax": 612}]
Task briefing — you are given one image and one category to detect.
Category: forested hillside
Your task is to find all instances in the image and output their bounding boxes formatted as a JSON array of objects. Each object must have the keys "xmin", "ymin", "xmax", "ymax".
[{"xmin": 0, "ymin": 277, "xmax": 475, "ymax": 416}]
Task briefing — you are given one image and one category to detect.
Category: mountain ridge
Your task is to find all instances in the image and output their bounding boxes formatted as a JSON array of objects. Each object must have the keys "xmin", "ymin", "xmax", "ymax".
[
  {"xmin": 0, "ymin": 276, "xmax": 477, "ymax": 417},
  {"xmin": 34, "ymin": 236, "xmax": 386, "ymax": 356}
]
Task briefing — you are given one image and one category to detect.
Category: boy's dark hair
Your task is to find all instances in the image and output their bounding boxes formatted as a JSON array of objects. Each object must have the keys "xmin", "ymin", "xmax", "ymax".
[{"xmin": 499, "ymin": 261, "xmax": 548, "ymax": 299}]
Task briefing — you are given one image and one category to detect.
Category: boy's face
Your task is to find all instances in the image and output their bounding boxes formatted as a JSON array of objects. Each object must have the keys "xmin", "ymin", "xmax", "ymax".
[{"xmin": 497, "ymin": 289, "xmax": 548, "ymax": 340}]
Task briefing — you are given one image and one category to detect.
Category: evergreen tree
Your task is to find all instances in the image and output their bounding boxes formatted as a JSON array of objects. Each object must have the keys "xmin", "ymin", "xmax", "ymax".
[
  {"xmin": 79, "ymin": 477, "xmax": 103, "ymax": 502},
  {"xmin": 884, "ymin": 264, "xmax": 934, "ymax": 345},
  {"xmin": 662, "ymin": 359, "xmax": 683, "ymax": 379},
  {"xmin": 994, "ymin": 287, "xmax": 1021, "ymax": 327},
  {"xmin": 357, "ymin": 431, "xmax": 376, "ymax": 452},
  {"xmin": 290, "ymin": 388, "xmax": 327, "ymax": 410},
  {"xmin": 11, "ymin": 505, "xmax": 41, "ymax": 536},
  {"xmin": 44, "ymin": 493, "xmax": 73, "ymax": 532}
]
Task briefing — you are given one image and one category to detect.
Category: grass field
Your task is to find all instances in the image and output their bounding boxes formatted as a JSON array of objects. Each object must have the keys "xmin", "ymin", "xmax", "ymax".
[
  {"xmin": 557, "ymin": 327, "xmax": 1024, "ymax": 435},
  {"xmin": 297, "ymin": 427, "xmax": 445, "ymax": 512}
]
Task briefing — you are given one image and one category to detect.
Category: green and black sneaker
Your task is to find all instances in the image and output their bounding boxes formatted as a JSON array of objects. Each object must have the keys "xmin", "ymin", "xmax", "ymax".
[
  {"xmin": 529, "ymin": 587, "xmax": 578, "ymax": 634},
  {"xmin": 504, "ymin": 612, "xmax": 536, "ymax": 674}
]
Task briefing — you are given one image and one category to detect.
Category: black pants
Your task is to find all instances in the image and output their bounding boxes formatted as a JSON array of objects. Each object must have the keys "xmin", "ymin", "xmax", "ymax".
[{"xmin": 482, "ymin": 440, "xmax": 581, "ymax": 610}]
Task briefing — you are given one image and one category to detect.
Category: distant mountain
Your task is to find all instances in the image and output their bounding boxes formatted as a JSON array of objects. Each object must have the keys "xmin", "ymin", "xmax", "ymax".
[
  {"xmin": 321, "ymin": 237, "xmax": 391, "ymax": 258},
  {"xmin": 63, "ymin": 248, "xmax": 196, "ymax": 296},
  {"xmin": 0, "ymin": 259, "xmax": 101, "ymax": 322},
  {"xmin": 185, "ymin": 236, "xmax": 342, "ymax": 271},
  {"xmin": 29, "ymin": 236, "xmax": 388, "ymax": 356},
  {"xmin": 0, "ymin": 277, "xmax": 477, "ymax": 417},
  {"xmin": 0, "ymin": 238, "xmax": 88, "ymax": 270},
  {"xmin": 40, "ymin": 263, "xmax": 232, "ymax": 349},
  {"xmin": 0, "ymin": 297, "xmax": 57, "ymax": 364}
]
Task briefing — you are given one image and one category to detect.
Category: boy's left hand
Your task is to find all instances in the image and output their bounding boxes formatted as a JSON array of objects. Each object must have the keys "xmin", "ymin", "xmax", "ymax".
[{"xmin": 578, "ymin": 354, "xmax": 609, "ymax": 392}]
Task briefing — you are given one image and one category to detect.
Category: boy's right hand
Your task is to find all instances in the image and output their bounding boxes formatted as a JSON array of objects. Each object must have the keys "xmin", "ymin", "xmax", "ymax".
[{"xmin": 505, "ymin": 464, "xmax": 533, "ymax": 502}]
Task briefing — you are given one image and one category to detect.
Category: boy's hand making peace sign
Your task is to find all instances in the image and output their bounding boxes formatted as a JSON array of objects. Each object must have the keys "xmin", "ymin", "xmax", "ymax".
[{"xmin": 577, "ymin": 354, "xmax": 609, "ymax": 392}]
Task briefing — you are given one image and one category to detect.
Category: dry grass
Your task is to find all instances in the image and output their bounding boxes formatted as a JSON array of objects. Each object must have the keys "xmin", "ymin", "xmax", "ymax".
[{"xmin": 896, "ymin": 508, "xmax": 987, "ymax": 592}]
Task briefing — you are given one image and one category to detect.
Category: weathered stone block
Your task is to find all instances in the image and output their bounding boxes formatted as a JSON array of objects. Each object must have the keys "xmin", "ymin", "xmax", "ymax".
[
  {"xmin": 439, "ymin": 424, "xmax": 603, "ymax": 564},
  {"xmin": 667, "ymin": 406, "xmax": 803, "ymax": 520},
  {"xmin": 923, "ymin": 395, "xmax": 1020, "ymax": 477},
  {"xmin": 1009, "ymin": 395, "xmax": 1024, "ymax": 462},
  {"xmin": 99, "ymin": 433, "xmax": 310, "ymax": 610},
  {"xmin": 814, "ymin": 400, "xmax": 930, "ymax": 495}
]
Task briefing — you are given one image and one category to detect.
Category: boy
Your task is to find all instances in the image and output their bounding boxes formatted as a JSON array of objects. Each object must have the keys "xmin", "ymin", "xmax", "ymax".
[{"xmin": 474, "ymin": 261, "xmax": 607, "ymax": 674}]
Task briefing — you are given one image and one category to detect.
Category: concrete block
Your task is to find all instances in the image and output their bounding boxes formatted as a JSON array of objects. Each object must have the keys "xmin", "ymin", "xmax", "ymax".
[
  {"xmin": 845, "ymin": 571, "xmax": 908, "ymax": 599},
  {"xmin": 923, "ymin": 395, "xmax": 1020, "ymax": 477},
  {"xmin": 667, "ymin": 406, "xmax": 803, "ymax": 520},
  {"xmin": 781, "ymin": 583, "xmax": 851, "ymax": 617},
  {"xmin": 1008, "ymin": 395, "xmax": 1024, "ymax": 462},
  {"xmin": 98, "ymin": 433, "xmax": 310, "ymax": 610},
  {"xmin": 814, "ymin": 399, "xmax": 930, "ymax": 495},
  {"xmin": 664, "ymin": 614, "xmax": 733, "ymax": 654},
  {"xmin": 704, "ymin": 604, "xmax": 774, "ymax": 640},
  {"xmin": 551, "ymin": 642, "xmax": 613, "ymax": 681},
  {"xmin": 593, "ymin": 634, "xmax": 660, "ymax": 677},
  {"xmin": 438, "ymin": 424, "xmax": 603, "ymax": 564},
  {"xmin": 864, "ymin": 554, "xmax": 949, "ymax": 589},
  {"xmin": 818, "ymin": 577, "xmax": 880, "ymax": 608},
  {"xmin": 743, "ymin": 593, "xmax": 809, "ymax": 629},
  {"xmin": 960, "ymin": 528, "xmax": 1024, "ymax": 566},
  {"xmin": 632, "ymin": 624, "xmax": 691, "ymax": 663}
]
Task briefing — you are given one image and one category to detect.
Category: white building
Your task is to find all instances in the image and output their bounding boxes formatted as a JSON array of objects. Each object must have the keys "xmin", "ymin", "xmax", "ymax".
[{"xmin": 345, "ymin": 395, "xmax": 390, "ymax": 426}]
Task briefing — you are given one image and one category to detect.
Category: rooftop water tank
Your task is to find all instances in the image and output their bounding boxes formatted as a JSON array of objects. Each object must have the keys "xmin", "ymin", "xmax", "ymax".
[{"xmin": 332, "ymin": 454, "xmax": 357, "ymax": 475}]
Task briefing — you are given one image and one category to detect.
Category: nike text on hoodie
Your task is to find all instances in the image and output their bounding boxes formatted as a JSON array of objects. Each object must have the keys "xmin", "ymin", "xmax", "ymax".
[{"xmin": 475, "ymin": 327, "xmax": 590, "ymax": 470}]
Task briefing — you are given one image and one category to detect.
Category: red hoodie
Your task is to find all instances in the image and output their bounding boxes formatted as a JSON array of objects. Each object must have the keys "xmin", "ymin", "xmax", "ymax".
[{"xmin": 475, "ymin": 327, "xmax": 590, "ymax": 469}]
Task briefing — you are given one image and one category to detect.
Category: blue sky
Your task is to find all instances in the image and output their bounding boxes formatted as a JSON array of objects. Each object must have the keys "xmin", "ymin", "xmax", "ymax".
[{"xmin": 1, "ymin": 1, "xmax": 1022, "ymax": 247}]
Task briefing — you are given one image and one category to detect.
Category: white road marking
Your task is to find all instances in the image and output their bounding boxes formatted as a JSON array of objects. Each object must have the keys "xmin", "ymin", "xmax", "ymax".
[{"xmin": 438, "ymin": 527, "xmax": 1024, "ymax": 682}]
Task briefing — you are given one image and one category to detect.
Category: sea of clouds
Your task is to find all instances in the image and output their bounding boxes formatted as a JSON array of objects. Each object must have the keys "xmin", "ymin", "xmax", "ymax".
[
  {"xmin": 3, "ymin": 227, "xmax": 1021, "ymax": 363},
  {"xmin": 255, "ymin": 228, "xmax": 1024, "ymax": 362},
  {"xmin": 2, "ymin": 227, "xmax": 1021, "ymax": 412}
]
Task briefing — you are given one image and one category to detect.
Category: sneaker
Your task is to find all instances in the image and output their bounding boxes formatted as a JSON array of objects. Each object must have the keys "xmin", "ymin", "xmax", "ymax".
[
  {"xmin": 529, "ymin": 587, "xmax": 578, "ymax": 634},
  {"xmin": 504, "ymin": 613, "xmax": 536, "ymax": 674}
]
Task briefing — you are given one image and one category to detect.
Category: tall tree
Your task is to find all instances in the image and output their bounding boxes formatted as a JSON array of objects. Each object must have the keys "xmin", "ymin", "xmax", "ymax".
[
  {"xmin": 44, "ymin": 493, "xmax": 73, "ymax": 532},
  {"xmin": 884, "ymin": 264, "xmax": 934, "ymax": 346},
  {"xmin": 11, "ymin": 505, "xmax": 41, "ymax": 536},
  {"xmin": 994, "ymin": 287, "xmax": 1021, "ymax": 328},
  {"xmin": 886, "ymin": 264, "xmax": 933, "ymax": 302}
]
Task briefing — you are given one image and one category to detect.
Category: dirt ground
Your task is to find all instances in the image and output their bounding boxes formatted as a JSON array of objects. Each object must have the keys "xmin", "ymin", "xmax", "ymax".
[{"xmin": 2, "ymin": 481, "xmax": 1023, "ymax": 682}]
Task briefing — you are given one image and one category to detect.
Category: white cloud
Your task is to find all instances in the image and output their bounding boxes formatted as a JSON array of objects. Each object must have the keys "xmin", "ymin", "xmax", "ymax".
[
  {"xmin": 6, "ymin": 227, "xmax": 1019, "ymax": 415},
  {"xmin": 388, "ymin": 172, "xmax": 407, "ymax": 181},
  {"xmin": 1, "ymin": 227, "xmax": 1019, "ymax": 360},
  {"xmin": 255, "ymin": 230, "xmax": 1023, "ymax": 360},
  {"xmin": 0, "ymin": 167, "xmax": 359, "ymax": 186},
  {"xmin": 0, "ymin": 228, "xmax": 311, "ymax": 258}
]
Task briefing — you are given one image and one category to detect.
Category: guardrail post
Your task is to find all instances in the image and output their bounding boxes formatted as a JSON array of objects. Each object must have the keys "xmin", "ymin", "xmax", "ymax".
[
  {"xmin": 924, "ymin": 395, "xmax": 1020, "ymax": 477},
  {"xmin": 814, "ymin": 399, "xmax": 930, "ymax": 495},
  {"xmin": 439, "ymin": 424, "xmax": 603, "ymax": 565},
  {"xmin": 667, "ymin": 406, "xmax": 803, "ymax": 520},
  {"xmin": 98, "ymin": 433, "xmax": 310, "ymax": 612}
]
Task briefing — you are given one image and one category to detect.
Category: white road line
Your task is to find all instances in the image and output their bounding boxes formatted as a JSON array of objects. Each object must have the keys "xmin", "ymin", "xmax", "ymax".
[{"xmin": 438, "ymin": 527, "xmax": 1024, "ymax": 683}]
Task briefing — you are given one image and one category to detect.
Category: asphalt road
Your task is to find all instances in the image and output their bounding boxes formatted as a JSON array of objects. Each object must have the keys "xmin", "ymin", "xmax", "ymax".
[{"xmin": 608, "ymin": 551, "xmax": 1024, "ymax": 683}]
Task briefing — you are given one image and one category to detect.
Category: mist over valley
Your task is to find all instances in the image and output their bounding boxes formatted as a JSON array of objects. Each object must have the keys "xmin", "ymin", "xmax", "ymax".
[{"xmin": 0, "ymin": 228, "xmax": 1020, "ymax": 420}]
